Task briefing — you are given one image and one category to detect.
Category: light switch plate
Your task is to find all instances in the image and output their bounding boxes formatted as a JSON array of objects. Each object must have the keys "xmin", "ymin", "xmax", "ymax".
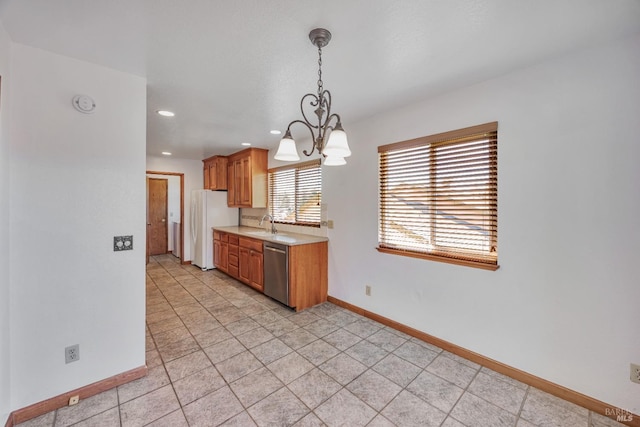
[{"xmin": 114, "ymin": 235, "xmax": 133, "ymax": 251}]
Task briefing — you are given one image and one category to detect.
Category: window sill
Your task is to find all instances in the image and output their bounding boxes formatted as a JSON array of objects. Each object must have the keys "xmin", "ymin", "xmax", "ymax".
[
  {"xmin": 376, "ymin": 247, "xmax": 499, "ymax": 271},
  {"xmin": 274, "ymin": 221, "xmax": 321, "ymax": 228}
]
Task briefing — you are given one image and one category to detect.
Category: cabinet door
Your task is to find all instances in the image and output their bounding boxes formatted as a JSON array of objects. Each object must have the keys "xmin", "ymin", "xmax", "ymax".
[
  {"xmin": 239, "ymin": 247, "xmax": 250, "ymax": 283},
  {"xmin": 234, "ymin": 159, "xmax": 244, "ymax": 206},
  {"xmin": 227, "ymin": 162, "xmax": 235, "ymax": 206},
  {"xmin": 213, "ymin": 239, "xmax": 221, "ymax": 267},
  {"xmin": 209, "ymin": 161, "xmax": 218, "ymax": 189},
  {"xmin": 240, "ymin": 155, "xmax": 252, "ymax": 206},
  {"xmin": 226, "ymin": 149, "xmax": 267, "ymax": 208},
  {"xmin": 249, "ymin": 250, "xmax": 264, "ymax": 291},
  {"xmin": 219, "ymin": 241, "xmax": 229, "ymax": 272},
  {"xmin": 215, "ymin": 157, "xmax": 228, "ymax": 189},
  {"xmin": 203, "ymin": 161, "xmax": 211, "ymax": 189}
]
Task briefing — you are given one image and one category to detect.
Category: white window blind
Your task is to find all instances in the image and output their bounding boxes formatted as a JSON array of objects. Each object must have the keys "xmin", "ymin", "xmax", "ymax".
[
  {"xmin": 378, "ymin": 122, "xmax": 498, "ymax": 269},
  {"xmin": 269, "ymin": 159, "xmax": 322, "ymax": 227}
]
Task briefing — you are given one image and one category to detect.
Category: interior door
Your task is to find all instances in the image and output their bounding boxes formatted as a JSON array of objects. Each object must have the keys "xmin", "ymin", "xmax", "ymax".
[{"xmin": 147, "ymin": 178, "xmax": 168, "ymax": 256}]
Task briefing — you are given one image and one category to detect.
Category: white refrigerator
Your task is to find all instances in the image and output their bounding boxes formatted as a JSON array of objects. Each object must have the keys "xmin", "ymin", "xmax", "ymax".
[{"xmin": 190, "ymin": 190, "xmax": 238, "ymax": 270}]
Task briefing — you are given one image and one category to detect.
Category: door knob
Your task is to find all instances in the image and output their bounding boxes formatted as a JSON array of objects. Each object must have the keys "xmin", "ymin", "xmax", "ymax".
[{"xmin": 162, "ymin": 219, "xmax": 166, "ymax": 222}]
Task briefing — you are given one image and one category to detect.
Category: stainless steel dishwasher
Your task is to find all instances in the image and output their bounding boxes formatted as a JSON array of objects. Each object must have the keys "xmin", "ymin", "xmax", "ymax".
[{"xmin": 263, "ymin": 241, "xmax": 289, "ymax": 306}]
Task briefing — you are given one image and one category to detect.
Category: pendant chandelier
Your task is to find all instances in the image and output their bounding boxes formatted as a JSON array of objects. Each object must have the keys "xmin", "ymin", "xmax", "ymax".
[{"xmin": 274, "ymin": 28, "xmax": 351, "ymax": 166}]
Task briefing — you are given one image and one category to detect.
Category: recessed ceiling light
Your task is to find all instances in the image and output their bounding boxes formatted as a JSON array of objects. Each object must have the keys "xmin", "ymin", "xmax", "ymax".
[
  {"xmin": 270, "ymin": 130, "xmax": 282, "ymax": 135},
  {"xmin": 156, "ymin": 110, "xmax": 175, "ymax": 117},
  {"xmin": 161, "ymin": 152, "xmax": 172, "ymax": 156},
  {"xmin": 241, "ymin": 143, "xmax": 251, "ymax": 146}
]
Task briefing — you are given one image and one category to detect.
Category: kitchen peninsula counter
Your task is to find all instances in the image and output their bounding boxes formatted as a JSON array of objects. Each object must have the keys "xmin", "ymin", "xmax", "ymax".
[{"xmin": 212, "ymin": 226, "xmax": 328, "ymax": 311}]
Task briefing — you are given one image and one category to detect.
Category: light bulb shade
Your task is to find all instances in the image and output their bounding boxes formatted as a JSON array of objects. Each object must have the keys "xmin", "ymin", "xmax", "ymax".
[
  {"xmin": 274, "ymin": 136, "xmax": 300, "ymax": 161},
  {"xmin": 323, "ymin": 155, "xmax": 346, "ymax": 166},
  {"xmin": 323, "ymin": 128, "xmax": 351, "ymax": 158}
]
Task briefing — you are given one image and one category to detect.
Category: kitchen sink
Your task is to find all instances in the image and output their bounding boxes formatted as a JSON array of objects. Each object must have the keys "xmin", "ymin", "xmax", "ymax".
[
  {"xmin": 245, "ymin": 231, "xmax": 297, "ymax": 244},
  {"xmin": 245, "ymin": 230, "xmax": 279, "ymax": 237},
  {"xmin": 270, "ymin": 235, "xmax": 297, "ymax": 244}
]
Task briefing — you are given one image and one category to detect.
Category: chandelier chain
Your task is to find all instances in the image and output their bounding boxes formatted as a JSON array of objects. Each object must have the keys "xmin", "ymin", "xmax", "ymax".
[{"xmin": 317, "ymin": 46, "xmax": 323, "ymax": 98}]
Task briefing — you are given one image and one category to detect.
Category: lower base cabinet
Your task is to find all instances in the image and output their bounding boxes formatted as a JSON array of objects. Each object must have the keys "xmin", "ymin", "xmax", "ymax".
[
  {"xmin": 213, "ymin": 232, "xmax": 228, "ymax": 272},
  {"xmin": 287, "ymin": 241, "xmax": 328, "ymax": 312},
  {"xmin": 249, "ymin": 248, "xmax": 264, "ymax": 291},
  {"xmin": 228, "ymin": 234, "xmax": 239, "ymax": 278},
  {"xmin": 239, "ymin": 236, "xmax": 264, "ymax": 292},
  {"xmin": 213, "ymin": 230, "xmax": 327, "ymax": 311}
]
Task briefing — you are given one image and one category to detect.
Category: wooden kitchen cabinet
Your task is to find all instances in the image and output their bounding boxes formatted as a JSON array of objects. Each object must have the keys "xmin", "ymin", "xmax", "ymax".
[
  {"xmin": 239, "ymin": 236, "xmax": 263, "ymax": 292},
  {"xmin": 239, "ymin": 246, "xmax": 250, "ymax": 282},
  {"xmin": 214, "ymin": 231, "xmax": 264, "ymax": 292},
  {"xmin": 249, "ymin": 249, "xmax": 264, "ymax": 291},
  {"xmin": 288, "ymin": 242, "xmax": 328, "ymax": 311},
  {"xmin": 226, "ymin": 148, "xmax": 268, "ymax": 208},
  {"xmin": 203, "ymin": 155, "xmax": 228, "ymax": 190},
  {"xmin": 213, "ymin": 231, "xmax": 229, "ymax": 272},
  {"xmin": 213, "ymin": 229, "xmax": 327, "ymax": 311},
  {"xmin": 228, "ymin": 234, "xmax": 239, "ymax": 278}
]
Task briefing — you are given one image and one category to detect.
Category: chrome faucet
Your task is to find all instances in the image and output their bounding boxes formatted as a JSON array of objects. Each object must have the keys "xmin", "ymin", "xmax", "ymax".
[{"xmin": 259, "ymin": 214, "xmax": 277, "ymax": 234}]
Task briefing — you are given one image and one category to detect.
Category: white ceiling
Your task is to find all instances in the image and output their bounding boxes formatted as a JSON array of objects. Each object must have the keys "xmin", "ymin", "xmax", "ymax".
[{"xmin": 2, "ymin": 0, "xmax": 640, "ymax": 160}]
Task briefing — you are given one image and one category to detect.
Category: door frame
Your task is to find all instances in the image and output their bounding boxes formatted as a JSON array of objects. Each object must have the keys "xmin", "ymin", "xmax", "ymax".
[{"xmin": 146, "ymin": 170, "xmax": 185, "ymax": 264}]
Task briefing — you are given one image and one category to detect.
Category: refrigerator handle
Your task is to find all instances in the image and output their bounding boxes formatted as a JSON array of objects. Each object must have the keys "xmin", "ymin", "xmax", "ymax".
[{"xmin": 190, "ymin": 194, "xmax": 197, "ymax": 244}]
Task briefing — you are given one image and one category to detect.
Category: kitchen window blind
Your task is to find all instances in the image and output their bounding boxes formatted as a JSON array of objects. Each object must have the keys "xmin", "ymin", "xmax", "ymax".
[
  {"xmin": 268, "ymin": 159, "xmax": 322, "ymax": 227},
  {"xmin": 378, "ymin": 122, "xmax": 498, "ymax": 270}
]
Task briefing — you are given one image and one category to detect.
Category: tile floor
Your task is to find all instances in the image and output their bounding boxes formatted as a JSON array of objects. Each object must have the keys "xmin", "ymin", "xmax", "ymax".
[{"xmin": 17, "ymin": 254, "xmax": 625, "ymax": 427}]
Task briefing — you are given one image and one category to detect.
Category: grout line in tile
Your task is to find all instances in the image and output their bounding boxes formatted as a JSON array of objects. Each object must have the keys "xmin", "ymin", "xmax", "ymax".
[{"xmin": 515, "ymin": 385, "xmax": 532, "ymax": 427}]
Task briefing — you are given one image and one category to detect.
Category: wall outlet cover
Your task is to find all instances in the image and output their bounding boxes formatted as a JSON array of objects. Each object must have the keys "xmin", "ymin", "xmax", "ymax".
[
  {"xmin": 631, "ymin": 363, "xmax": 640, "ymax": 384},
  {"xmin": 65, "ymin": 344, "xmax": 80, "ymax": 364},
  {"xmin": 114, "ymin": 235, "xmax": 133, "ymax": 251}
]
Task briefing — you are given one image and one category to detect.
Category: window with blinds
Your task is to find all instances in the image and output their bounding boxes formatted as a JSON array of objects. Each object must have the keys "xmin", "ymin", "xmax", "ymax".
[
  {"xmin": 378, "ymin": 122, "xmax": 498, "ymax": 270},
  {"xmin": 268, "ymin": 159, "xmax": 322, "ymax": 227}
]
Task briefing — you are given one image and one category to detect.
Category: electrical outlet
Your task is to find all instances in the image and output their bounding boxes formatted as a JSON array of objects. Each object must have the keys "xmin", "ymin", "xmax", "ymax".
[
  {"xmin": 365, "ymin": 285, "xmax": 371, "ymax": 296},
  {"xmin": 65, "ymin": 344, "xmax": 80, "ymax": 364},
  {"xmin": 69, "ymin": 395, "xmax": 80, "ymax": 405},
  {"xmin": 327, "ymin": 220, "xmax": 334, "ymax": 229},
  {"xmin": 631, "ymin": 363, "xmax": 640, "ymax": 384}
]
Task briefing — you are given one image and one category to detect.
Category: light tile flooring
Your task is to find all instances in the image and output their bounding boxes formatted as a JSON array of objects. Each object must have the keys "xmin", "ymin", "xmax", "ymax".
[{"xmin": 18, "ymin": 254, "xmax": 624, "ymax": 427}]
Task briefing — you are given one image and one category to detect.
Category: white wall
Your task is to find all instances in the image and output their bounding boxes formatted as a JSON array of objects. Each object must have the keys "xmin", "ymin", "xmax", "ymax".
[
  {"xmin": 9, "ymin": 44, "xmax": 147, "ymax": 409},
  {"xmin": 147, "ymin": 173, "xmax": 181, "ymax": 254},
  {"xmin": 146, "ymin": 156, "xmax": 203, "ymax": 262},
  {"xmin": 0, "ymin": 20, "xmax": 11, "ymax": 424},
  {"xmin": 323, "ymin": 34, "xmax": 640, "ymax": 412}
]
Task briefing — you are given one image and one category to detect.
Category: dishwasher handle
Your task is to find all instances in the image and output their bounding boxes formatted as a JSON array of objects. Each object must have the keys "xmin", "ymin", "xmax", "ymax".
[{"xmin": 264, "ymin": 246, "xmax": 287, "ymax": 254}]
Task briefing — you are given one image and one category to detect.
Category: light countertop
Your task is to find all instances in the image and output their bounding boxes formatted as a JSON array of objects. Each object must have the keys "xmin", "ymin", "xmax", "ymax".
[{"xmin": 213, "ymin": 226, "xmax": 328, "ymax": 246}]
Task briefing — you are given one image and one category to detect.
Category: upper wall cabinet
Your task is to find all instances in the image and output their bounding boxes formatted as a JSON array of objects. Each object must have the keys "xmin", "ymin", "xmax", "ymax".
[
  {"xmin": 227, "ymin": 148, "xmax": 268, "ymax": 208},
  {"xmin": 203, "ymin": 155, "xmax": 228, "ymax": 190}
]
